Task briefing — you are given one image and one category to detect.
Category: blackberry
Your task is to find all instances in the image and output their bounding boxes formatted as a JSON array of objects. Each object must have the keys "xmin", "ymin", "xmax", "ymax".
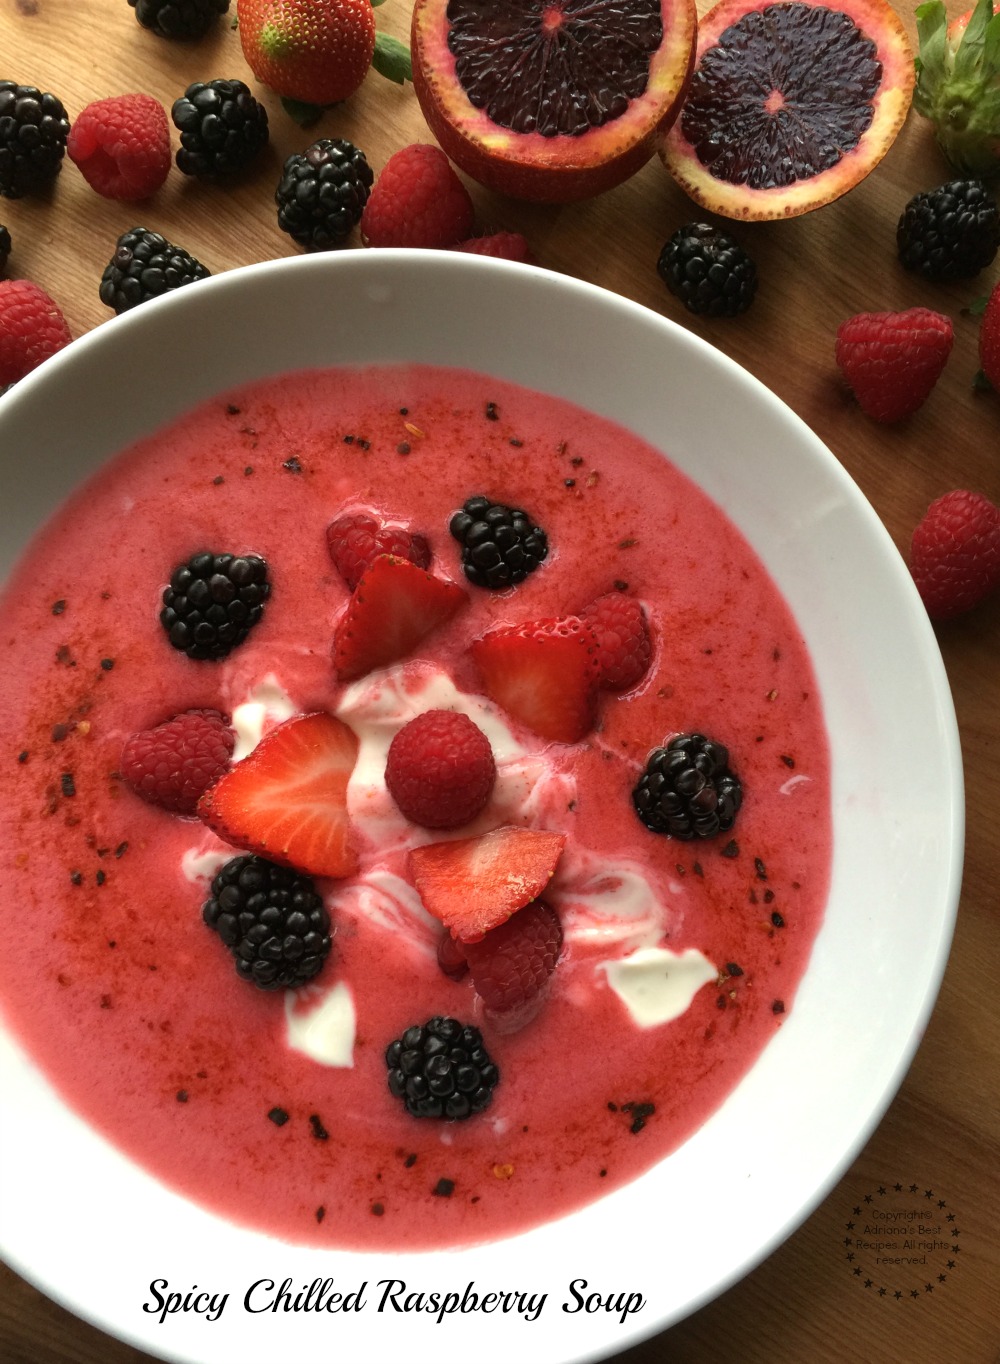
[
  {"xmin": 896, "ymin": 179, "xmax": 1000, "ymax": 281},
  {"xmin": 160, "ymin": 550, "xmax": 270, "ymax": 660},
  {"xmin": 99, "ymin": 226, "xmax": 211, "ymax": 314},
  {"xmin": 203, "ymin": 855, "xmax": 332, "ymax": 990},
  {"xmin": 0, "ymin": 222, "xmax": 10, "ymax": 275},
  {"xmin": 657, "ymin": 223, "xmax": 758, "ymax": 318},
  {"xmin": 275, "ymin": 138, "xmax": 373, "ymax": 251},
  {"xmin": 633, "ymin": 733, "xmax": 742, "ymax": 840},
  {"xmin": 0, "ymin": 82, "xmax": 70, "ymax": 199},
  {"xmin": 128, "ymin": 0, "xmax": 230, "ymax": 40},
  {"xmin": 172, "ymin": 79, "xmax": 269, "ymax": 179},
  {"xmin": 385, "ymin": 1016, "xmax": 499, "ymax": 1120},
  {"xmin": 449, "ymin": 496, "xmax": 548, "ymax": 590}
]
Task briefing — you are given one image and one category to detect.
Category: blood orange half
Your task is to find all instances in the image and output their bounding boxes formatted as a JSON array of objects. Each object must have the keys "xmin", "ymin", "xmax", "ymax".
[
  {"xmin": 411, "ymin": 0, "xmax": 698, "ymax": 204},
  {"xmin": 660, "ymin": 0, "xmax": 915, "ymax": 220}
]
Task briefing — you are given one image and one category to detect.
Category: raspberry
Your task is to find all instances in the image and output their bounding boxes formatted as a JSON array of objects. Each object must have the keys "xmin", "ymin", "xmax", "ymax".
[
  {"xmin": 450, "ymin": 232, "xmax": 533, "ymax": 262},
  {"xmin": 462, "ymin": 899, "xmax": 563, "ymax": 1033},
  {"xmin": 326, "ymin": 510, "xmax": 431, "ymax": 590},
  {"xmin": 385, "ymin": 710, "xmax": 496, "ymax": 829},
  {"xmin": 908, "ymin": 489, "xmax": 1000, "ymax": 620},
  {"xmin": 834, "ymin": 307, "xmax": 954, "ymax": 423},
  {"xmin": 0, "ymin": 279, "xmax": 72, "ymax": 386},
  {"xmin": 120, "ymin": 708, "xmax": 235, "ymax": 814},
  {"xmin": 360, "ymin": 144, "xmax": 475, "ymax": 249},
  {"xmin": 68, "ymin": 94, "xmax": 171, "ymax": 201},
  {"xmin": 581, "ymin": 592, "xmax": 652, "ymax": 691}
]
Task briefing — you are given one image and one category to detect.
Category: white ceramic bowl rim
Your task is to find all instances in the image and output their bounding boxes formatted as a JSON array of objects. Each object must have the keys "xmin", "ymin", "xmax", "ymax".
[{"xmin": 0, "ymin": 252, "xmax": 963, "ymax": 1364}]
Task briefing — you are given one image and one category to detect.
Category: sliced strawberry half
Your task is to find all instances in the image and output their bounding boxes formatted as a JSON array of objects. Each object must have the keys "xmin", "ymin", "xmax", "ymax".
[
  {"xmin": 197, "ymin": 711, "xmax": 359, "ymax": 879},
  {"xmin": 332, "ymin": 555, "xmax": 468, "ymax": 682},
  {"xmin": 408, "ymin": 824, "xmax": 566, "ymax": 942},
  {"xmin": 470, "ymin": 615, "xmax": 600, "ymax": 743}
]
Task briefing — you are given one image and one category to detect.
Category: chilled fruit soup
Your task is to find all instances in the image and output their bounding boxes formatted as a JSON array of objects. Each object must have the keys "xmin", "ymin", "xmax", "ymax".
[{"xmin": 0, "ymin": 362, "xmax": 831, "ymax": 1250}]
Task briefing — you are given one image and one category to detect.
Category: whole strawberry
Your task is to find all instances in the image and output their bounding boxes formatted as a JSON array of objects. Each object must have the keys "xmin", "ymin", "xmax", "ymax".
[
  {"xmin": 237, "ymin": 0, "xmax": 376, "ymax": 106},
  {"xmin": 0, "ymin": 279, "xmax": 71, "ymax": 386},
  {"xmin": 121, "ymin": 708, "xmax": 235, "ymax": 814},
  {"xmin": 361, "ymin": 144, "xmax": 474, "ymax": 249},
  {"xmin": 835, "ymin": 307, "xmax": 954, "ymax": 422},
  {"xmin": 979, "ymin": 276, "xmax": 1000, "ymax": 390},
  {"xmin": 68, "ymin": 94, "xmax": 171, "ymax": 201},
  {"xmin": 909, "ymin": 489, "xmax": 1000, "ymax": 619}
]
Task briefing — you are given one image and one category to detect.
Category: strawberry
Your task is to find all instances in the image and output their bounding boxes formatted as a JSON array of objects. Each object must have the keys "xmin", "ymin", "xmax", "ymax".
[
  {"xmin": 237, "ymin": 0, "xmax": 376, "ymax": 107},
  {"xmin": 332, "ymin": 554, "xmax": 467, "ymax": 682},
  {"xmin": 470, "ymin": 616, "xmax": 600, "ymax": 743},
  {"xmin": 834, "ymin": 307, "xmax": 954, "ymax": 422},
  {"xmin": 67, "ymin": 94, "xmax": 171, "ymax": 201},
  {"xmin": 197, "ymin": 711, "xmax": 360, "ymax": 879},
  {"xmin": 121, "ymin": 708, "xmax": 234, "ymax": 814},
  {"xmin": 326, "ymin": 509, "xmax": 430, "ymax": 590},
  {"xmin": 462, "ymin": 898, "xmax": 563, "ymax": 1033},
  {"xmin": 0, "ymin": 279, "xmax": 72, "ymax": 386},
  {"xmin": 978, "ymin": 276, "xmax": 1000, "ymax": 390},
  {"xmin": 408, "ymin": 825, "xmax": 566, "ymax": 942},
  {"xmin": 450, "ymin": 232, "xmax": 534, "ymax": 262},
  {"xmin": 360, "ymin": 144, "xmax": 475, "ymax": 249},
  {"xmin": 581, "ymin": 592, "xmax": 652, "ymax": 691},
  {"xmin": 385, "ymin": 709, "xmax": 496, "ymax": 829},
  {"xmin": 908, "ymin": 489, "xmax": 1000, "ymax": 619}
]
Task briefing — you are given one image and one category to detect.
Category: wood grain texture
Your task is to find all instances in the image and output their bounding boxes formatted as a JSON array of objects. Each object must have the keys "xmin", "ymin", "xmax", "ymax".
[{"xmin": 1, "ymin": 0, "xmax": 998, "ymax": 1361}]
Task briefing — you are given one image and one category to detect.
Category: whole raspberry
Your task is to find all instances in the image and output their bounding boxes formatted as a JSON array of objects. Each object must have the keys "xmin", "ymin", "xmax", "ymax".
[
  {"xmin": 120, "ymin": 708, "xmax": 235, "ymax": 813},
  {"xmin": 581, "ymin": 592, "xmax": 652, "ymax": 691},
  {"xmin": 68, "ymin": 94, "xmax": 171, "ymax": 201},
  {"xmin": 384, "ymin": 710, "xmax": 496, "ymax": 830},
  {"xmin": 978, "ymin": 276, "xmax": 1000, "ymax": 391},
  {"xmin": 450, "ymin": 232, "xmax": 533, "ymax": 262},
  {"xmin": 462, "ymin": 899, "xmax": 563, "ymax": 1033},
  {"xmin": 908, "ymin": 489, "xmax": 1000, "ymax": 620},
  {"xmin": 326, "ymin": 509, "xmax": 430, "ymax": 590},
  {"xmin": 834, "ymin": 307, "xmax": 954, "ymax": 423},
  {"xmin": 0, "ymin": 279, "xmax": 72, "ymax": 386},
  {"xmin": 360, "ymin": 144, "xmax": 474, "ymax": 249}
]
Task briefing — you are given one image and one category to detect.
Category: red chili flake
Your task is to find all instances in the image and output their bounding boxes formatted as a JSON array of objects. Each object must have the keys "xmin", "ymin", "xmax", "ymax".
[
  {"xmin": 755, "ymin": 857, "xmax": 768, "ymax": 880},
  {"xmin": 716, "ymin": 995, "xmax": 727, "ymax": 1010},
  {"xmin": 176, "ymin": 1090, "xmax": 189, "ymax": 1103},
  {"xmin": 771, "ymin": 911, "xmax": 785, "ymax": 928},
  {"xmin": 599, "ymin": 1168, "xmax": 607, "ymax": 1177},
  {"xmin": 17, "ymin": 750, "xmax": 28, "ymax": 764},
  {"xmin": 60, "ymin": 772, "xmax": 76, "ymax": 797},
  {"xmin": 763, "ymin": 889, "xmax": 775, "ymax": 904},
  {"xmin": 509, "ymin": 437, "xmax": 523, "ymax": 447},
  {"xmin": 720, "ymin": 839, "xmax": 739, "ymax": 858},
  {"xmin": 267, "ymin": 1107, "xmax": 290, "ymax": 1126},
  {"xmin": 433, "ymin": 1178, "xmax": 455, "ymax": 1198},
  {"xmin": 607, "ymin": 1101, "xmax": 618, "ymax": 1112},
  {"xmin": 100, "ymin": 658, "xmax": 115, "ymax": 672},
  {"xmin": 282, "ymin": 455, "xmax": 302, "ymax": 473},
  {"xmin": 772, "ymin": 999, "xmax": 785, "ymax": 1014},
  {"xmin": 51, "ymin": 600, "xmax": 66, "ymax": 616},
  {"xmin": 114, "ymin": 841, "xmax": 128, "ymax": 858},
  {"xmin": 315, "ymin": 1206, "xmax": 326, "ymax": 1223},
  {"xmin": 780, "ymin": 754, "xmax": 795, "ymax": 768},
  {"xmin": 621, "ymin": 1101, "xmax": 655, "ymax": 1134},
  {"xmin": 564, "ymin": 478, "xmax": 576, "ymax": 488},
  {"xmin": 396, "ymin": 441, "xmax": 411, "ymax": 455},
  {"xmin": 51, "ymin": 723, "xmax": 69, "ymax": 742},
  {"xmin": 244, "ymin": 466, "xmax": 254, "ymax": 476},
  {"xmin": 618, "ymin": 537, "xmax": 638, "ymax": 549},
  {"xmin": 692, "ymin": 861, "xmax": 704, "ymax": 877},
  {"xmin": 399, "ymin": 407, "xmax": 409, "ymax": 416},
  {"xmin": 725, "ymin": 962, "xmax": 744, "ymax": 977},
  {"xmin": 212, "ymin": 475, "xmax": 224, "ymax": 486},
  {"xmin": 371, "ymin": 1202, "xmax": 385, "ymax": 1216},
  {"xmin": 309, "ymin": 1114, "xmax": 329, "ymax": 1141},
  {"xmin": 614, "ymin": 579, "xmax": 629, "ymax": 592},
  {"xmin": 226, "ymin": 404, "xmax": 241, "ymax": 415},
  {"xmin": 403, "ymin": 1153, "xmax": 417, "ymax": 1168},
  {"xmin": 96, "ymin": 870, "xmax": 106, "ymax": 886},
  {"xmin": 570, "ymin": 455, "xmax": 584, "ymax": 467},
  {"xmin": 485, "ymin": 401, "xmax": 499, "ymax": 421}
]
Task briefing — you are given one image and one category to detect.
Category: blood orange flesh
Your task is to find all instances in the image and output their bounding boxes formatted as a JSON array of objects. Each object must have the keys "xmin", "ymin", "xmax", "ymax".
[
  {"xmin": 412, "ymin": 0, "xmax": 698, "ymax": 203},
  {"xmin": 660, "ymin": 0, "xmax": 914, "ymax": 220}
]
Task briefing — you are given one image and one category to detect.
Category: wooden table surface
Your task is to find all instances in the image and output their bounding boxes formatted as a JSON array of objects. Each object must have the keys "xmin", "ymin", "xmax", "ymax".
[{"xmin": 2, "ymin": 1, "xmax": 998, "ymax": 1361}]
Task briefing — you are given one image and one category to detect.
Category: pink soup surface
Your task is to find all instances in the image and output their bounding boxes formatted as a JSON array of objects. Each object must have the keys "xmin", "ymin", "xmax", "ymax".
[{"xmin": 0, "ymin": 364, "xmax": 831, "ymax": 1250}]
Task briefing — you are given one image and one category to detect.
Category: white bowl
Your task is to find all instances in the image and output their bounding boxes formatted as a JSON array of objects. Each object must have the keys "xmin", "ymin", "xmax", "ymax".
[{"xmin": 0, "ymin": 252, "xmax": 962, "ymax": 1364}]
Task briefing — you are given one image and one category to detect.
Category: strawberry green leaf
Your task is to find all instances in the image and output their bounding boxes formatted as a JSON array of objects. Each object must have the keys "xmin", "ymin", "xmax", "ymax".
[
  {"xmin": 965, "ymin": 294, "xmax": 990, "ymax": 315},
  {"xmin": 280, "ymin": 96, "xmax": 326, "ymax": 128},
  {"xmin": 372, "ymin": 31, "xmax": 413, "ymax": 85},
  {"xmin": 914, "ymin": 1, "xmax": 948, "ymax": 97},
  {"xmin": 973, "ymin": 367, "xmax": 994, "ymax": 391}
]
